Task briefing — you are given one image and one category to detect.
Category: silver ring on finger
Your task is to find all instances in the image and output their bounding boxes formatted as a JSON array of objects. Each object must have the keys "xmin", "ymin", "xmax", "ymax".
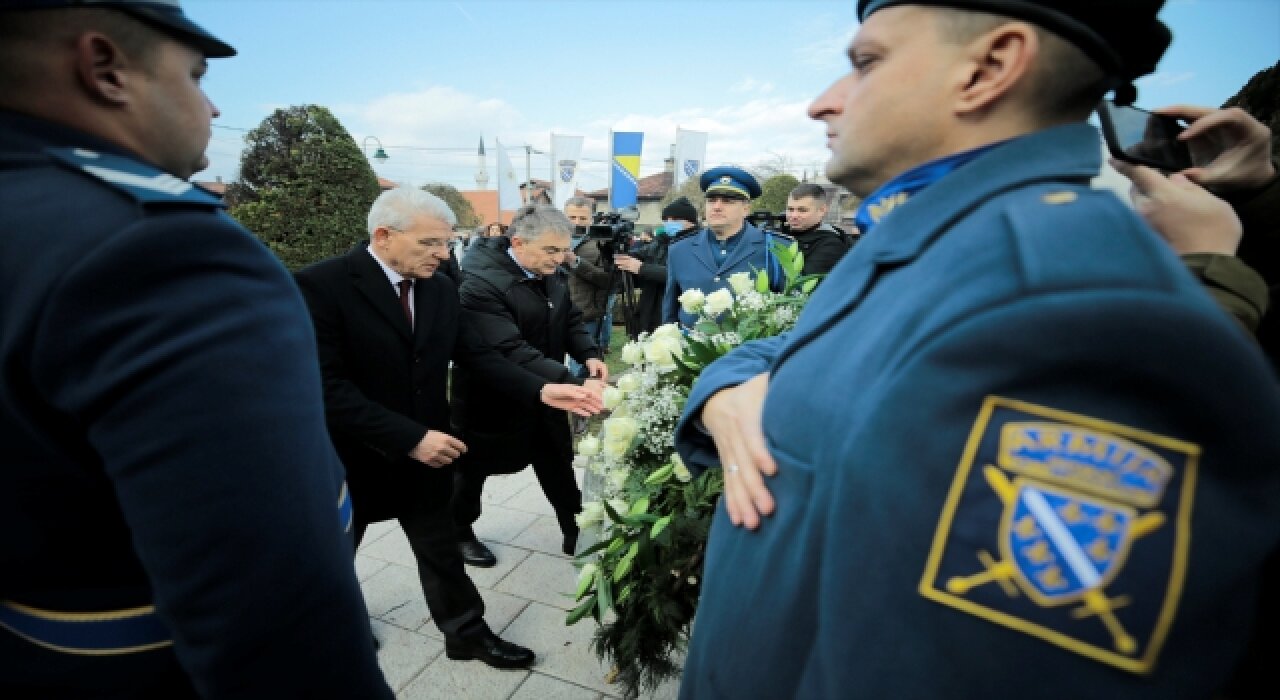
[{"xmin": 727, "ymin": 464, "xmax": 741, "ymax": 474}]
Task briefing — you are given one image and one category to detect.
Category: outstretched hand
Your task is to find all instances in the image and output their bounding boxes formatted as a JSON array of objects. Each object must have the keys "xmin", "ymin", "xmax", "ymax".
[
  {"xmin": 541, "ymin": 382, "xmax": 605, "ymax": 417},
  {"xmin": 701, "ymin": 372, "xmax": 777, "ymax": 530}
]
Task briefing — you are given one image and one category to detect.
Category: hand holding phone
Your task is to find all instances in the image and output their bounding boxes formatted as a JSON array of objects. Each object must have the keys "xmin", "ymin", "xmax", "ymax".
[
  {"xmin": 1097, "ymin": 100, "xmax": 1194, "ymax": 172},
  {"xmin": 1156, "ymin": 105, "xmax": 1276, "ymax": 192}
]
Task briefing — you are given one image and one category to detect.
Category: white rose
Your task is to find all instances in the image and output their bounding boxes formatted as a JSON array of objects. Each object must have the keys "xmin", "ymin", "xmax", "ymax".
[
  {"xmin": 577, "ymin": 562, "xmax": 598, "ymax": 588},
  {"xmin": 608, "ymin": 467, "xmax": 630, "ymax": 491},
  {"xmin": 602, "ymin": 438, "xmax": 630, "ymax": 460},
  {"xmin": 727, "ymin": 271, "xmax": 753, "ymax": 296},
  {"xmin": 678, "ymin": 288, "xmax": 705, "ymax": 314},
  {"xmin": 644, "ymin": 339, "xmax": 675, "ymax": 369},
  {"xmin": 602, "ymin": 386, "xmax": 624, "ymax": 410},
  {"xmin": 575, "ymin": 501, "xmax": 605, "ymax": 528},
  {"xmin": 651, "ymin": 323, "xmax": 683, "ymax": 343},
  {"xmin": 617, "ymin": 373, "xmax": 642, "ymax": 393},
  {"xmin": 577, "ymin": 435, "xmax": 601, "ymax": 456},
  {"xmin": 671, "ymin": 453, "xmax": 692, "ymax": 483},
  {"xmin": 703, "ymin": 288, "xmax": 734, "ymax": 316},
  {"xmin": 620, "ymin": 342, "xmax": 644, "ymax": 366},
  {"xmin": 604, "ymin": 415, "xmax": 639, "ymax": 442}
]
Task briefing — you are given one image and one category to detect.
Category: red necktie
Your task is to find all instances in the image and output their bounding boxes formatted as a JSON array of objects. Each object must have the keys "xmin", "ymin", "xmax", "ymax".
[{"xmin": 397, "ymin": 279, "xmax": 413, "ymax": 327}]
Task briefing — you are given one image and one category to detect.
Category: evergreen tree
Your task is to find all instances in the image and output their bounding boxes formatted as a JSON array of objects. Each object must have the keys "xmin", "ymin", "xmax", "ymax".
[
  {"xmin": 226, "ymin": 105, "xmax": 380, "ymax": 270},
  {"xmin": 421, "ymin": 183, "xmax": 480, "ymax": 228},
  {"xmin": 757, "ymin": 173, "xmax": 800, "ymax": 214}
]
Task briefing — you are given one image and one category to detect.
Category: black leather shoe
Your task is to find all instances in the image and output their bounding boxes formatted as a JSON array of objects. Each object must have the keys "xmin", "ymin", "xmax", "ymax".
[
  {"xmin": 458, "ymin": 538, "xmax": 497, "ymax": 568},
  {"xmin": 445, "ymin": 632, "xmax": 535, "ymax": 669},
  {"xmin": 561, "ymin": 527, "xmax": 579, "ymax": 557}
]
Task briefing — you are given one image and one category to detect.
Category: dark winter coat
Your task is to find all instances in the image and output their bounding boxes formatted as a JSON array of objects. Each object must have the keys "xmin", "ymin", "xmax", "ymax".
[
  {"xmin": 566, "ymin": 234, "xmax": 615, "ymax": 321},
  {"xmin": 793, "ymin": 223, "xmax": 852, "ymax": 276},
  {"xmin": 627, "ymin": 235, "xmax": 671, "ymax": 334},
  {"xmin": 452, "ymin": 237, "xmax": 599, "ymax": 469}
]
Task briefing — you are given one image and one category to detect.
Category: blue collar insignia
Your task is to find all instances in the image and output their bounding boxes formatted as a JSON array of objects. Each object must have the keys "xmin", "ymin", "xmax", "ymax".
[{"xmin": 854, "ymin": 142, "xmax": 1004, "ymax": 235}]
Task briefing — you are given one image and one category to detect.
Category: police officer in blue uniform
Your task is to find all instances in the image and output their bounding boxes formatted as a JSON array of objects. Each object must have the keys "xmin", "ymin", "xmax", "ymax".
[
  {"xmin": 675, "ymin": 1, "xmax": 1280, "ymax": 698},
  {"xmin": 0, "ymin": 2, "xmax": 391, "ymax": 697},
  {"xmin": 661, "ymin": 166, "xmax": 786, "ymax": 327}
]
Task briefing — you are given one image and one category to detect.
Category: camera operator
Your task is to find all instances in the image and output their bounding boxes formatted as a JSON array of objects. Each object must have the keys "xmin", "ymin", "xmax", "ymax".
[
  {"xmin": 614, "ymin": 197, "xmax": 700, "ymax": 334},
  {"xmin": 563, "ymin": 198, "xmax": 615, "ymax": 378},
  {"xmin": 786, "ymin": 183, "xmax": 854, "ymax": 275}
]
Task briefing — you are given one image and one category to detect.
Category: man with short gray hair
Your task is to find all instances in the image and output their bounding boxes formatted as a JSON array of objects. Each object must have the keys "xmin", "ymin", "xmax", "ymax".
[
  {"xmin": 452, "ymin": 204, "xmax": 608, "ymax": 566},
  {"xmin": 296, "ymin": 188, "xmax": 602, "ymax": 670}
]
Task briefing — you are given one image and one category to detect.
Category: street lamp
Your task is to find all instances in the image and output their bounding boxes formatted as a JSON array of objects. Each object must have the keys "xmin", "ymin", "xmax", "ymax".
[{"xmin": 362, "ymin": 136, "xmax": 389, "ymax": 164}]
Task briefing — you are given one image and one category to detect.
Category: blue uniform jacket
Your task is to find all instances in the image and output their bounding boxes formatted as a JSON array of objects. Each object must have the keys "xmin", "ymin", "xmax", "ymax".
[
  {"xmin": 674, "ymin": 124, "xmax": 1280, "ymax": 699},
  {"xmin": 662, "ymin": 222, "xmax": 773, "ymax": 327},
  {"xmin": 0, "ymin": 110, "xmax": 391, "ymax": 698}
]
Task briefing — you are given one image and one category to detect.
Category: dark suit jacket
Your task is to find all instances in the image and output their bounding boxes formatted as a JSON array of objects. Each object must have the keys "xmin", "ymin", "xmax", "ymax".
[{"xmin": 295, "ymin": 244, "xmax": 545, "ymax": 522}]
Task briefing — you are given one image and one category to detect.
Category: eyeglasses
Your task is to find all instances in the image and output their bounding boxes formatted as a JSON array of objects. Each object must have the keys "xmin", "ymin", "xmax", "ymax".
[{"xmin": 386, "ymin": 227, "xmax": 451, "ymax": 248}]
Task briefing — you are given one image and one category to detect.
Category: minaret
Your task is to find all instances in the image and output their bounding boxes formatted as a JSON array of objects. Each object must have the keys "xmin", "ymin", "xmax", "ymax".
[{"xmin": 475, "ymin": 136, "xmax": 490, "ymax": 189}]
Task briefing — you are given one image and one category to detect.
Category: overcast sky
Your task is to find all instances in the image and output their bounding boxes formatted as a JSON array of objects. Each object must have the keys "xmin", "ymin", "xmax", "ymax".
[{"xmin": 189, "ymin": 0, "xmax": 1280, "ymax": 189}]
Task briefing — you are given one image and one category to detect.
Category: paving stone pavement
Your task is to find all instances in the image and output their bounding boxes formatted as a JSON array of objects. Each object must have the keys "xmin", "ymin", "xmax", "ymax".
[{"xmin": 357, "ymin": 466, "xmax": 681, "ymax": 700}]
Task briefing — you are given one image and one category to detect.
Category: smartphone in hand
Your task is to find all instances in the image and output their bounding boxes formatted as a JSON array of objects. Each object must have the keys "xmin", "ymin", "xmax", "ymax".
[{"xmin": 1097, "ymin": 100, "xmax": 1194, "ymax": 172}]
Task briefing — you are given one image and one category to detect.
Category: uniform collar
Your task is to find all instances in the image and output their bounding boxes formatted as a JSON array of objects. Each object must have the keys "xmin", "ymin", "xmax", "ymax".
[
  {"xmin": 859, "ymin": 123, "xmax": 1102, "ymax": 264},
  {"xmin": 0, "ymin": 108, "xmax": 144, "ymax": 161}
]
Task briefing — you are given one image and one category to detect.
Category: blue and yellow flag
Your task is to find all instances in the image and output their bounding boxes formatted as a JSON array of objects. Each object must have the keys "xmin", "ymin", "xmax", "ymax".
[{"xmin": 609, "ymin": 131, "xmax": 644, "ymax": 209}]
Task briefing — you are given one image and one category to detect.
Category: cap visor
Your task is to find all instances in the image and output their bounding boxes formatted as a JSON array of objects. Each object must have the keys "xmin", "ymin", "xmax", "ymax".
[{"xmin": 125, "ymin": 6, "xmax": 236, "ymax": 57}]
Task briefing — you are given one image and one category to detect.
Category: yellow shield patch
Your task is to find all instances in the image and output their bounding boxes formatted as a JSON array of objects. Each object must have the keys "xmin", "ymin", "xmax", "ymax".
[{"xmin": 919, "ymin": 396, "xmax": 1199, "ymax": 674}]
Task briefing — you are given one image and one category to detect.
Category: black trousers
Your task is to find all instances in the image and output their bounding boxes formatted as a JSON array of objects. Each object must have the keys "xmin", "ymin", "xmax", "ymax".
[
  {"xmin": 353, "ymin": 479, "xmax": 488, "ymax": 642},
  {"xmin": 451, "ymin": 433, "xmax": 583, "ymax": 539}
]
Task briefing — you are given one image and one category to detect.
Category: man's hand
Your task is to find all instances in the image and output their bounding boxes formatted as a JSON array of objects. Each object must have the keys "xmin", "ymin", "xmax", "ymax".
[
  {"xmin": 541, "ymin": 383, "xmax": 605, "ymax": 417},
  {"xmin": 701, "ymin": 373, "xmax": 776, "ymax": 530},
  {"xmin": 582, "ymin": 378, "xmax": 607, "ymax": 397},
  {"xmin": 613, "ymin": 254, "xmax": 643, "ymax": 274},
  {"xmin": 563, "ymin": 250, "xmax": 577, "ymax": 267},
  {"xmin": 409, "ymin": 430, "xmax": 467, "ymax": 468},
  {"xmin": 1158, "ymin": 105, "xmax": 1276, "ymax": 192},
  {"xmin": 585, "ymin": 358, "xmax": 609, "ymax": 382},
  {"xmin": 1113, "ymin": 158, "xmax": 1243, "ymax": 256}
]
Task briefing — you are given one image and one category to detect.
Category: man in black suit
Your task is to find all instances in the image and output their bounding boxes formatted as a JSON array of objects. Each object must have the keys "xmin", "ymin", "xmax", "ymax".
[{"xmin": 295, "ymin": 187, "xmax": 602, "ymax": 670}]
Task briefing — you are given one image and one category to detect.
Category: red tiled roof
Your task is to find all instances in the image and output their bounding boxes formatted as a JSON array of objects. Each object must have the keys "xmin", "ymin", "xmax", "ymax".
[
  {"xmin": 584, "ymin": 171, "xmax": 673, "ymax": 201},
  {"xmin": 377, "ymin": 177, "xmax": 398, "ymax": 190},
  {"xmin": 459, "ymin": 190, "xmax": 514, "ymax": 226},
  {"xmin": 192, "ymin": 180, "xmax": 226, "ymax": 197}
]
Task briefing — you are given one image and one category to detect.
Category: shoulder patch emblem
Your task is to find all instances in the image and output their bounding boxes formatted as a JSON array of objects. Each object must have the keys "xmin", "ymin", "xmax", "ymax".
[
  {"xmin": 46, "ymin": 147, "xmax": 224, "ymax": 208},
  {"xmin": 919, "ymin": 396, "xmax": 1198, "ymax": 674}
]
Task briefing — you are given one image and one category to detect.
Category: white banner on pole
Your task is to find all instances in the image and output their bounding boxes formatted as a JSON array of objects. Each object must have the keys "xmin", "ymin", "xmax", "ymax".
[
  {"xmin": 496, "ymin": 139, "xmax": 522, "ymax": 212},
  {"xmin": 673, "ymin": 128, "xmax": 708, "ymax": 190},
  {"xmin": 550, "ymin": 133, "xmax": 584, "ymax": 210}
]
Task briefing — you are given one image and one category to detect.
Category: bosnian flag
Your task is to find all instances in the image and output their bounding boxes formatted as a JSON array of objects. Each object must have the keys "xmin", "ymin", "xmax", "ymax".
[
  {"xmin": 609, "ymin": 131, "xmax": 643, "ymax": 210},
  {"xmin": 673, "ymin": 128, "xmax": 708, "ymax": 190}
]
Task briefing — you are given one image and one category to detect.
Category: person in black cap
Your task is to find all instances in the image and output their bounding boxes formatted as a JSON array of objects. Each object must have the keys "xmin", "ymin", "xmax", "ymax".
[
  {"xmin": 673, "ymin": 2, "xmax": 1280, "ymax": 699},
  {"xmin": 0, "ymin": 2, "xmax": 392, "ymax": 697},
  {"xmin": 613, "ymin": 196, "xmax": 700, "ymax": 334},
  {"xmin": 661, "ymin": 166, "xmax": 788, "ymax": 327}
]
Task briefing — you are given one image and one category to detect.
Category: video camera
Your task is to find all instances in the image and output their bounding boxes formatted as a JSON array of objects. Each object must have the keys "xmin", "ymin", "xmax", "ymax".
[
  {"xmin": 585, "ymin": 208, "xmax": 638, "ymax": 260},
  {"xmin": 746, "ymin": 210, "xmax": 790, "ymax": 235}
]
